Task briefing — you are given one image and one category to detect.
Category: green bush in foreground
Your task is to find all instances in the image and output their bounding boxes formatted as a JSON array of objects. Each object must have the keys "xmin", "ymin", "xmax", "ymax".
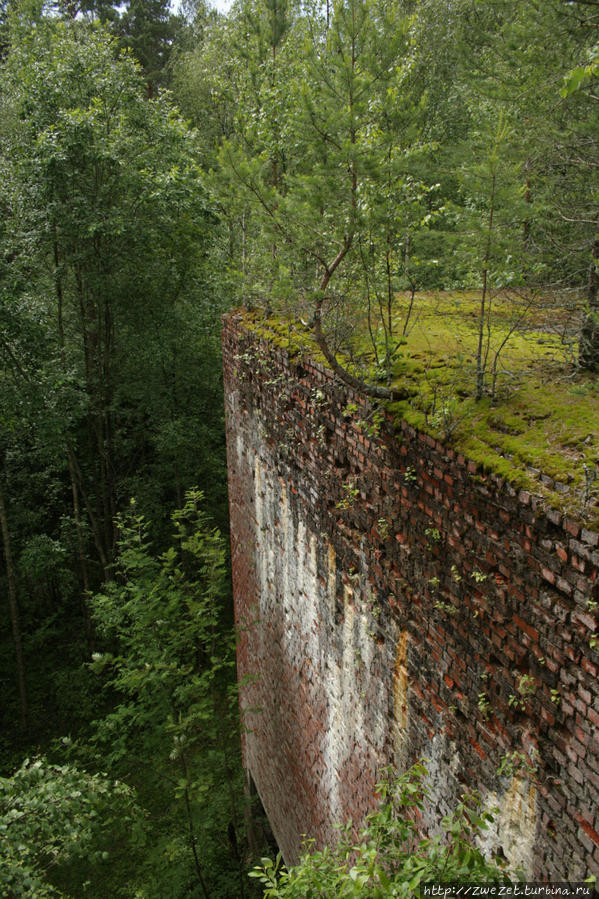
[
  {"xmin": 251, "ymin": 763, "xmax": 510, "ymax": 898},
  {"xmin": 0, "ymin": 757, "xmax": 141, "ymax": 897}
]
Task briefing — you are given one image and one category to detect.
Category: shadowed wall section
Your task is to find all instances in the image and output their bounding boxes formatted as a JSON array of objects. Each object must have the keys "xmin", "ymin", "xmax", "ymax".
[{"xmin": 223, "ymin": 312, "xmax": 599, "ymax": 878}]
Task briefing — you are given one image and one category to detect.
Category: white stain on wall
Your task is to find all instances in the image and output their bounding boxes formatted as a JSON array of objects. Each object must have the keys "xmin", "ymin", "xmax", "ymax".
[
  {"xmin": 478, "ymin": 777, "xmax": 537, "ymax": 876},
  {"xmin": 249, "ymin": 423, "xmax": 394, "ymax": 832}
]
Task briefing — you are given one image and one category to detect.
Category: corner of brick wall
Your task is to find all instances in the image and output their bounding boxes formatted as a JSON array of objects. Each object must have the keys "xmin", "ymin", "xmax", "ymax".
[{"xmin": 222, "ymin": 312, "xmax": 599, "ymax": 877}]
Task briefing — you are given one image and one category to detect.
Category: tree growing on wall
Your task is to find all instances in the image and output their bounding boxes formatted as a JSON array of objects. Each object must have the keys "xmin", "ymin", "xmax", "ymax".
[
  {"xmin": 214, "ymin": 0, "xmax": 444, "ymax": 398},
  {"xmin": 412, "ymin": 0, "xmax": 599, "ymax": 372}
]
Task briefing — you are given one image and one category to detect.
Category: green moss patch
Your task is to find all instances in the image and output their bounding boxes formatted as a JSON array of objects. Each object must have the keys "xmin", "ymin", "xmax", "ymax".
[{"xmin": 236, "ymin": 290, "xmax": 599, "ymax": 526}]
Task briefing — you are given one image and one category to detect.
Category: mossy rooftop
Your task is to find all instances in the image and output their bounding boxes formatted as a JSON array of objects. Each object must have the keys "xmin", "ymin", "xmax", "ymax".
[{"xmin": 241, "ymin": 290, "xmax": 599, "ymax": 527}]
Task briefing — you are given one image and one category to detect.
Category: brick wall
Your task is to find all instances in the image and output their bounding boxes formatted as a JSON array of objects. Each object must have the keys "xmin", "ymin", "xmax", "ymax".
[{"xmin": 223, "ymin": 312, "xmax": 599, "ymax": 877}]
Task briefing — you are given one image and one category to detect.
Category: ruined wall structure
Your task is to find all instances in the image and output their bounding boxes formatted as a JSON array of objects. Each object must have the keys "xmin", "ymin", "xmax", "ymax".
[{"xmin": 222, "ymin": 313, "xmax": 599, "ymax": 879}]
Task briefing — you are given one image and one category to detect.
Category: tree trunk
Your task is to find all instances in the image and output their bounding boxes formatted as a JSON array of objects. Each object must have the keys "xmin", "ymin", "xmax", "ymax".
[
  {"xmin": 579, "ymin": 233, "xmax": 599, "ymax": 370},
  {"xmin": 476, "ymin": 170, "xmax": 496, "ymax": 401},
  {"xmin": 68, "ymin": 448, "xmax": 109, "ymax": 580},
  {"xmin": 313, "ymin": 285, "xmax": 412, "ymax": 402},
  {"xmin": 55, "ymin": 241, "xmax": 93, "ymax": 638},
  {"xmin": 180, "ymin": 754, "xmax": 211, "ymax": 899},
  {"xmin": 67, "ymin": 451, "xmax": 93, "ymax": 649},
  {"xmin": 243, "ymin": 770, "xmax": 262, "ymax": 859},
  {"xmin": 0, "ymin": 475, "xmax": 28, "ymax": 731}
]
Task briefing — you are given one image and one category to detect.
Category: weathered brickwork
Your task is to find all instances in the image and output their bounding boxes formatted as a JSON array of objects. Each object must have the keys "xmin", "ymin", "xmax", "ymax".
[{"xmin": 223, "ymin": 312, "xmax": 599, "ymax": 877}]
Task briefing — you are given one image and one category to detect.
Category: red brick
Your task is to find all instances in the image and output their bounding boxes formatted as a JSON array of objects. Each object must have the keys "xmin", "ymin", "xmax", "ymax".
[
  {"xmin": 574, "ymin": 609, "xmax": 597, "ymax": 632},
  {"xmin": 513, "ymin": 613, "xmax": 540, "ymax": 642},
  {"xmin": 564, "ymin": 518, "xmax": 581, "ymax": 537},
  {"xmin": 582, "ymin": 658, "xmax": 598, "ymax": 678},
  {"xmin": 577, "ymin": 815, "xmax": 599, "ymax": 847},
  {"xmin": 579, "ymin": 686, "xmax": 593, "ymax": 706},
  {"xmin": 582, "ymin": 528, "xmax": 599, "ymax": 547},
  {"xmin": 557, "ymin": 542, "xmax": 572, "ymax": 564},
  {"xmin": 471, "ymin": 740, "xmax": 486, "ymax": 760}
]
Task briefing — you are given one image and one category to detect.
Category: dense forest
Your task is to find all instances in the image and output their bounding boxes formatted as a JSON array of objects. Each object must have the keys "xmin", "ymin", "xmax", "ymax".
[{"xmin": 1, "ymin": 0, "xmax": 598, "ymax": 894}]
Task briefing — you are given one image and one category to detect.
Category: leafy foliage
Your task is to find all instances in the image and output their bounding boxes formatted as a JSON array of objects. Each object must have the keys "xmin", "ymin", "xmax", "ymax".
[
  {"xmin": 251, "ymin": 763, "xmax": 510, "ymax": 897},
  {"xmin": 0, "ymin": 8, "xmax": 239, "ymax": 898},
  {"xmin": 87, "ymin": 490, "xmax": 247, "ymax": 898},
  {"xmin": 90, "ymin": 490, "xmax": 230, "ymax": 769},
  {"xmin": 0, "ymin": 757, "xmax": 141, "ymax": 897},
  {"xmin": 0, "ymin": 15, "xmax": 228, "ymax": 753},
  {"xmin": 1, "ymin": 18, "xmax": 218, "ymax": 565}
]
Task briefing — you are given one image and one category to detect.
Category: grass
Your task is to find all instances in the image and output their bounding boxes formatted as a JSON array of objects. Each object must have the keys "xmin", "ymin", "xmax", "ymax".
[{"xmin": 241, "ymin": 289, "xmax": 599, "ymax": 526}]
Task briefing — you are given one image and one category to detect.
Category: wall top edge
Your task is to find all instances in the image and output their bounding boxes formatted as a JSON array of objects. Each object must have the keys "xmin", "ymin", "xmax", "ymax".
[{"xmin": 222, "ymin": 310, "xmax": 599, "ymax": 543}]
